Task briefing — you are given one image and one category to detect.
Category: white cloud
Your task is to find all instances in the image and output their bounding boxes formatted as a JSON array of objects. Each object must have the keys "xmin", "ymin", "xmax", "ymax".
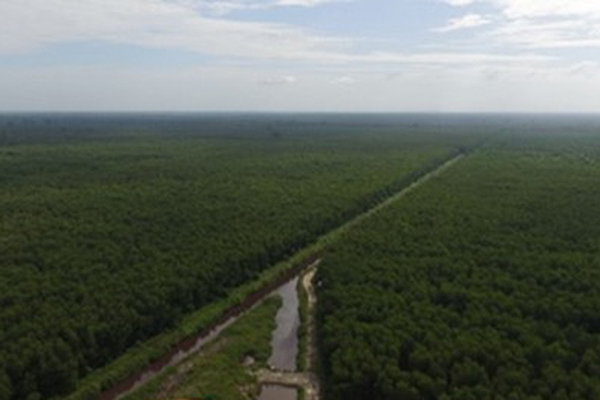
[
  {"xmin": 330, "ymin": 76, "xmax": 355, "ymax": 84},
  {"xmin": 566, "ymin": 61, "xmax": 600, "ymax": 78},
  {"xmin": 492, "ymin": 0, "xmax": 600, "ymax": 20},
  {"xmin": 258, "ymin": 75, "xmax": 298, "ymax": 85},
  {"xmin": 489, "ymin": 18, "xmax": 599, "ymax": 48},
  {"xmin": 434, "ymin": 13, "xmax": 491, "ymax": 32},
  {"xmin": 275, "ymin": 0, "xmax": 341, "ymax": 7},
  {"xmin": 174, "ymin": 0, "xmax": 345, "ymax": 15},
  {"xmin": 444, "ymin": 0, "xmax": 476, "ymax": 7},
  {"xmin": 0, "ymin": 0, "xmax": 346, "ymax": 57},
  {"xmin": 442, "ymin": 0, "xmax": 600, "ymax": 18},
  {"xmin": 438, "ymin": 0, "xmax": 600, "ymax": 48},
  {"xmin": 493, "ymin": 0, "xmax": 600, "ymax": 48},
  {"xmin": 0, "ymin": 0, "xmax": 597, "ymax": 112},
  {"xmin": 347, "ymin": 51, "xmax": 552, "ymax": 65},
  {"xmin": 0, "ymin": 0, "xmax": 553, "ymax": 69},
  {"xmin": 3, "ymin": 62, "xmax": 599, "ymax": 112}
]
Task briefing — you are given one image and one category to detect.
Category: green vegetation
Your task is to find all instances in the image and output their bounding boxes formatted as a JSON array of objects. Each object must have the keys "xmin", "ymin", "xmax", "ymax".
[
  {"xmin": 317, "ymin": 133, "xmax": 600, "ymax": 400},
  {"xmin": 120, "ymin": 295, "xmax": 282, "ymax": 400},
  {"xmin": 0, "ymin": 114, "xmax": 475, "ymax": 400},
  {"xmin": 64, "ymin": 255, "xmax": 296, "ymax": 400}
]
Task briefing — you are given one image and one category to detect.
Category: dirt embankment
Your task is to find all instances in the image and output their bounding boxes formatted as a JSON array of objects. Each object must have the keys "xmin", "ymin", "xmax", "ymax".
[{"xmin": 301, "ymin": 263, "xmax": 319, "ymax": 373}]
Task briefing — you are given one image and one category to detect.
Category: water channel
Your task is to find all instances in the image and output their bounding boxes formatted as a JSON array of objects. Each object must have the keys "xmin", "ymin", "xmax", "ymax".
[
  {"xmin": 105, "ymin": 273, "xmax": 304, "ymax": 400},
  {"xmin": 98, "ymin": 258, "xmax": 313, "ymax": 400},
  {"xmin": 258, "ymin": 277, "xmax": 300, "ymax": 400}
]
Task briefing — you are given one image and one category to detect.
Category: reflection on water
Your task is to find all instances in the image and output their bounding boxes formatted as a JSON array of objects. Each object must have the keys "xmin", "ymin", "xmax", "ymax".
[
  {"xmin": 268, "ymin": 277, "xmax": 300, "ymax": 371},
  {"xmin": 258, "ymin": 277, "xmax": 301, "ymax": 400},
  {"xmin": 258, "ymin": 384, "xmax": 297, "ymax": 400}
]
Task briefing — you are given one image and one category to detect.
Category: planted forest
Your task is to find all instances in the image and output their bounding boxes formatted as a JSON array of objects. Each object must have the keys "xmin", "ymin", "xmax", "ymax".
[
  {"xmin": 316, "ymin": 133, "xmax": 600, "ymax": 400},
  {"xmin": 0, "ymin": 114, "xmax": 476, "ymax": 400}
]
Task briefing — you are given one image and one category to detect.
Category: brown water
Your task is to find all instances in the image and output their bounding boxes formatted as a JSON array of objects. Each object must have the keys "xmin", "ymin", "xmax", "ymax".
[{"xmin": 258, "ymin": 277, "xmax": 300, "ymax": 400}]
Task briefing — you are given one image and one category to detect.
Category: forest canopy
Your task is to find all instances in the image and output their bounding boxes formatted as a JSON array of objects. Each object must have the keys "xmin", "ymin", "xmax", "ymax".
[
  {"xmin": 0, "ymin": 114, "xmax": 478, "ymax": 400},
  {"xmin": 316, "ymin": 133, "xmax": 600, "ymax": 400}
]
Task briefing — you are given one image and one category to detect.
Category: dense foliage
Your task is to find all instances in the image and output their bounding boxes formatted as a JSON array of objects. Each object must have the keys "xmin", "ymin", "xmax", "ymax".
[
  {"xmin": 121, "ymin": 295, "xmax": 282, "ymax": 400},
  {"xmin": 317, "ymin": 134, "xmax": 600, "ymax": 400},
  {"xmin": 0, "ymin": 115, "xmax": 473, "ymax": 400}
]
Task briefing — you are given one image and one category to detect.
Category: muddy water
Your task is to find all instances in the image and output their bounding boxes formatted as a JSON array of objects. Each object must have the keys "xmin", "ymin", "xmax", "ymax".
[
  {"xmin": 258, "ymin": 385, "xmax": 297, "ymax": 400},
  {"xmin": 268, "ymin": 277, "xmax": 300, "ymax": 371},
  {"xmin": 258, "ymin": 277, "xmax": 300, "ymax": 400}
]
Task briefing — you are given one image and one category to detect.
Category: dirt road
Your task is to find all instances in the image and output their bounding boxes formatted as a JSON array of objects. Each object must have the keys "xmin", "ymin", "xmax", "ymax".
[{"xmin": 255, "ymin": 369, "xmax": 320, "ymax": 400}]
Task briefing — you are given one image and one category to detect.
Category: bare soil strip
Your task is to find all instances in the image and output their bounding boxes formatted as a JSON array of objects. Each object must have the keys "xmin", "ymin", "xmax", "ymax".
[{"xmin": 255, "ymin": 369, "xmax": 319, "ymax": 400}]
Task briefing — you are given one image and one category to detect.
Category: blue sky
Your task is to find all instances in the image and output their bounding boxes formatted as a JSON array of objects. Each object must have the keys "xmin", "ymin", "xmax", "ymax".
[{"xmin": 1, "ymin": 0, "xmax": 599, "ymax": 112}]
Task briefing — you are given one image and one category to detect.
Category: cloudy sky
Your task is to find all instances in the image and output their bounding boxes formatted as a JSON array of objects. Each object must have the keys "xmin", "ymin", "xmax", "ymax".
[{"xmin": 1, "ymin": 0, "xmax": 600, "ymax": 112}]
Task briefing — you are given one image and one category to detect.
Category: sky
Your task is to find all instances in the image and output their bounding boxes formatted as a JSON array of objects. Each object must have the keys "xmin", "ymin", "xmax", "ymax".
[{"xmin": 1, "ymin": 0, "xmax": 600, "ymax": 112}]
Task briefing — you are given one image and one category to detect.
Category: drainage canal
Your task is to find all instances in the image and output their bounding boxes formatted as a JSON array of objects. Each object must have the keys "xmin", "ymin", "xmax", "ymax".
[{"xmin": 258, "ymin": 277, "xmax": 300, "ymax": 400}]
